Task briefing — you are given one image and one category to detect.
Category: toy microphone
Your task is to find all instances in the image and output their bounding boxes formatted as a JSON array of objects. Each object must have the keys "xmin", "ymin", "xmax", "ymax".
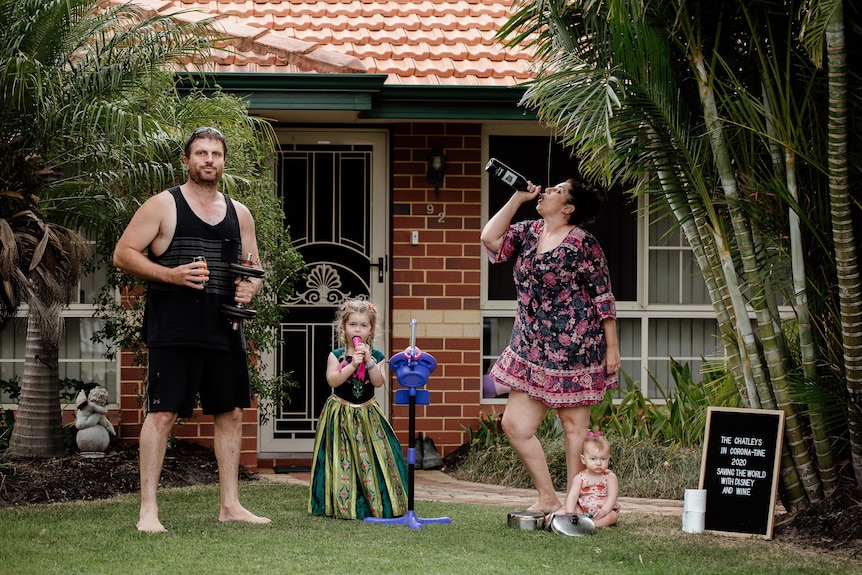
[{"xmin": 353, "ymin": 336, "xmax": 366, "ymax": 379}]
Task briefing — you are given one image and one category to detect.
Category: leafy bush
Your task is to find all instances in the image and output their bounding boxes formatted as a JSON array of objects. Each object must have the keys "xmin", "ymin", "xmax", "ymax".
[
  {"xmin": 449, "ymin": 428, "xmax": 702, "ymax": 499},
  {"xmin": 591, "ymin": 360, "xmax": 740, "ymax": 447},
  {"xmin": 0, "ymin": 408, "xmax": 12, "ymax": 452},
  {"xmin": 1, "ymin": 376, "xmax": 100, "ymax": 405},
  {"xmin": 608, "ymin": 433, "xmax": 702, "ymax": 499},
  {"xmin": 451, "ymin": 360, "xmax": 737, "ymax": 499}
]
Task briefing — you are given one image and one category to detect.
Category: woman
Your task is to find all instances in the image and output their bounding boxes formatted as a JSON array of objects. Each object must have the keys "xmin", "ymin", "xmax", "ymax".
[{"xmin": 480, "ymin": 178, "xmax": 620, "ymax": 516}]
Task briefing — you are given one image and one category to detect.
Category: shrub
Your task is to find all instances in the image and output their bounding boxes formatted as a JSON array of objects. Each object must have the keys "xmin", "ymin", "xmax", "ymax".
[
  {"xmin": 451, "ymin": 360, "xmax": 735, "ymax": 499},
  {"xmin": 449, "ymin": 429, "xmax": 701, "ymax": 499}
]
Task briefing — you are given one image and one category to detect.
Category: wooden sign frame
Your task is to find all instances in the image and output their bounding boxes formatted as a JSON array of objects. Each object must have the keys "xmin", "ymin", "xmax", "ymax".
[{"xmin": 698, "ymin": 406, "xmax": 785, "ymax": 539}]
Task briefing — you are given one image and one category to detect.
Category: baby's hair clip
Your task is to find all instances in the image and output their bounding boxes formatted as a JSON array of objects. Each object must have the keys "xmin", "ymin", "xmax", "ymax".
[{"xmin": 587, "ymin": 430, "xmax": 602, "ymax": 437}]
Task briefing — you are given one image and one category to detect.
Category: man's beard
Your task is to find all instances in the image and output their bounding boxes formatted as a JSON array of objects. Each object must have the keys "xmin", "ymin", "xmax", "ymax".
[{"xmin": 189, "ymin": 165, "xmax": 222, "ymax": 186}]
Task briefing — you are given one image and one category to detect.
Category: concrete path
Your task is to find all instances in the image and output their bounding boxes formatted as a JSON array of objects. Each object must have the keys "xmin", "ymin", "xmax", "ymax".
[{"xmin": 257, "ymin": 469, "xmax": 684, "ymax": 516}]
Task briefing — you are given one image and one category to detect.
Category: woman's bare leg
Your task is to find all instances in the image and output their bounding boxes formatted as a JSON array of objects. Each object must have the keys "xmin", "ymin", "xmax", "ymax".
[
  {"xmin": 501, "ymin": 391, "xmax": 562, "ymax": 514},
  {"xmin": 557, "ymin": 405, "xmax": 590, "ymax": 491}
]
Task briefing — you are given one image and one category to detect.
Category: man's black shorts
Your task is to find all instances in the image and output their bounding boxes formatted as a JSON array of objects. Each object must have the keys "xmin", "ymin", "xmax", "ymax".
[{"xmin": 145, "ymin": 347, "xmax": 251, "ymax": 418}]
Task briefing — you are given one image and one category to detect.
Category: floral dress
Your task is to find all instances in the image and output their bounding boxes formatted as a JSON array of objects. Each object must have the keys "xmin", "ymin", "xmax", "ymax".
[
  {"xmin": 576, "ymin": 470, "xmax": 621, "ymax": 515},
  {"xmin": 488, "ymin": 220, "xmax": 618, "ymax": 407}
]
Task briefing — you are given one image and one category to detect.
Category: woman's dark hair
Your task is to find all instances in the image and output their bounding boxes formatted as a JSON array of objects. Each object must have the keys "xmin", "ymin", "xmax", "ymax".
[
  {"xmin": 184, "ymin": 127, "xmax": 227, "ymax": 159},
  {"xmin": 564, "ymin": 178, "xmax": 606, "ymax": 226}
]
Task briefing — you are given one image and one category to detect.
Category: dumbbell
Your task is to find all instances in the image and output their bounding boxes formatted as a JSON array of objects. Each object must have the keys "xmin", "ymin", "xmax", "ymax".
[{"xmin": 220, "ymin": 254, "xmax": 265, "ymax": 331}]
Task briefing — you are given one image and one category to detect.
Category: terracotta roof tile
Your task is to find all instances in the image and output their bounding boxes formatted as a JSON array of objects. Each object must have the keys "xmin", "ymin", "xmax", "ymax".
[
  {"xmin": 339, "ymin": 1, "xmax": 366, "ymax": 17},
  {"xmin": 414, "ymin": 58, "xmax": 454, "ymax": 78},
  {"xmin": 383, "ymin": 1, "xmax": 410, "ymax": 18},
  {"xmin": 355, "ymin": 14, "xmax": 388, "ymax": 31},
  {"xmin": 416, "ymin": 28, "xmax": 447, "ymax": 46},
  {"xmin": 329, "ymin": 28, "xmax": 371, "ymax": 45},
  {"xmin": 383, "ymin": 15, "xmax": 423, "ymax": 31},
  {"xmin": 396, "ymin": 42, "xmax": 432, "ymax": 59},
  {"xmin": 303, "ymin": 3, "xmax": 331, "ymax": 18},
  {"xmin": 454, "ymin": 57, "xmax": 493, "ymax": 78},
  {"xmin": 133, "ymin": 0, "xmax": 174, "ymax": 10},
  {"xmin": 424, "ymin": 12, "xmax": 460, "ymax": 30},
  {"xmin": 280, "ymin": 14, "xmax": 313, "ymax": 30},
  {"xmin": 375, "ymin": 57, "xmax": 416, "ymax": 77},
  {"xmin": 125, "ymin": 0, "xmax": 535, "ymax": 86},
  {"xmin": 428, "ymin": 43, "xmax": 469, "ymax": 60},
  {"xmin": 288, "ymin": 27, "xmax": 334, "ymax": 45},
  {"xmin": 349, "ymin": 42, "xmax": 394, "ymax": 60}
]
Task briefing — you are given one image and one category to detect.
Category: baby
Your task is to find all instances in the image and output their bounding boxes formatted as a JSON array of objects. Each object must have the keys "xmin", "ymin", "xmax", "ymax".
[{"xmin": 564, "ymin": 431, "xmax": 620, "ymax": 527}]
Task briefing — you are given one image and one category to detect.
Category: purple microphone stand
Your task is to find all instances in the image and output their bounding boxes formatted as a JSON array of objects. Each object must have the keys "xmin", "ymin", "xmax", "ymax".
[{"xmin": 364, "ymin": 319, "xmax": 451, "ymax": 529}]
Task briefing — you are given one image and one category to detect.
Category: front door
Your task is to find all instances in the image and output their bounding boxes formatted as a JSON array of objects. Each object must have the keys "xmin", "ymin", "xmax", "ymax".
[{"xmin": 259, "ymin": 129, "xmax": 389, "ymax": 457}]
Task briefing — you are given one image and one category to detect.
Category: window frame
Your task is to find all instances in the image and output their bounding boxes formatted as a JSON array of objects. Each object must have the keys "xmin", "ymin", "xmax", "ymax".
[{"xmin": 0, "ymin": 258, "xmax": 121, "ymax": 411}]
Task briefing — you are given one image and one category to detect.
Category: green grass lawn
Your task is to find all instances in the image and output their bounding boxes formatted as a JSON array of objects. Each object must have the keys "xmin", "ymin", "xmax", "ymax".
[{"xmin": 0, "ymin": 483, "xmax": 855, "ymax": 575}]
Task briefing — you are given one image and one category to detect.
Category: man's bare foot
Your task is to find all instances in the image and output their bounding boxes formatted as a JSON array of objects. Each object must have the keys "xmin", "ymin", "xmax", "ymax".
[
  {"xmin": 137, "ymin": 515, "xmax": 167, "ymax": 533},
  {"xmin": 219, "ymin": 505, "xmax": 271, "ymax": 524}
]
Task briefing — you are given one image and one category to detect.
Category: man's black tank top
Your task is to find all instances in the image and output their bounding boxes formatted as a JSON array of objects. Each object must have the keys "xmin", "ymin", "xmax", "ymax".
[{"xmin": 143, "ymin": 186, "xmax": 244, "ymax": 351}]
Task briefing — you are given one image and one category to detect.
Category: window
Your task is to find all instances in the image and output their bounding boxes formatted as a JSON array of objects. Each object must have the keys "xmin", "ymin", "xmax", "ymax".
[
  {"xmin": 0, "ymin": 261, "xmax": 119, "ymax": 407},
  {"xmin": 648, "ymin": 209, "xmax": 711, "ymax": 305}
]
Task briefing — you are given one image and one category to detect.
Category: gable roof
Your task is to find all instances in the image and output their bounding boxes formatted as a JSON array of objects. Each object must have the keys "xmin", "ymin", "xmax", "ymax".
[{"xmin": 126, "ymin": 0, "xmax": 535, "ymax": 87}]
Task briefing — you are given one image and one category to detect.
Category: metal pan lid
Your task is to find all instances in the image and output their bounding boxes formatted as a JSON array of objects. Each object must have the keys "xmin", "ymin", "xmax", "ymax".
[{"xmin": 549, "ymin": 513, "xmax": 596, "ymax": 536}]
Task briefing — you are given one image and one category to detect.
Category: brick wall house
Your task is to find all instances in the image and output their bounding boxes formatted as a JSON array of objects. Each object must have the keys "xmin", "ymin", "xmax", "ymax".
[
  {"xmin": 3, "ymin": 1, "xmax": 723, "ymax": 472},
  {"xmin": 388, "ymin": 123, "xmax": 487, "ymax": 457},
  {"xmin": 111, "ymin": 0, "xmax": 531, "ymax": 471}
]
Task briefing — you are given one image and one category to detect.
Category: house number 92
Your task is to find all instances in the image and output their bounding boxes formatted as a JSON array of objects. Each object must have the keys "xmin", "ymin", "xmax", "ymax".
[{"xmin": 427, "ymin": 204, "xmax": 445, "ymax": 223}]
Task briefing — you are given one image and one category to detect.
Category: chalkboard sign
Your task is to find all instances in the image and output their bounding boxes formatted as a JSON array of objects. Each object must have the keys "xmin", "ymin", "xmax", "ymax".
[{"xmin": 699, "ymin": 407, "xmax": 784, "ymax": 539}]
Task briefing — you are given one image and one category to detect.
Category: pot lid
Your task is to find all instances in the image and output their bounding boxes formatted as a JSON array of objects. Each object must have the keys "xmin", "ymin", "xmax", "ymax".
[{"xmin": 549, "ymin": 513, "xmax": 596, "ymax": 536}]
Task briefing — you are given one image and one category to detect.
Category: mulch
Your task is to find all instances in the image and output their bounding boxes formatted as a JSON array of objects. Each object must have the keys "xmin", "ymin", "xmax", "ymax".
[{"xmin": 0, "ymin": 441, "xmax": 251, "ymax": 506}]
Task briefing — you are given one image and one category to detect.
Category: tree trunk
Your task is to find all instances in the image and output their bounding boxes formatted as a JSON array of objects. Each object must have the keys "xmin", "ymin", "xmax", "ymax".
[
  {"xmin": 690, "ymin": 46, "xmax": 817, "ymax": 508},
  {"xmin": 8, "ymin": 314, "xmax": 64, "ymax": 458},
  {"xmin": 824, "ymin": 3, "xmax": 862, "ymax": 487}
]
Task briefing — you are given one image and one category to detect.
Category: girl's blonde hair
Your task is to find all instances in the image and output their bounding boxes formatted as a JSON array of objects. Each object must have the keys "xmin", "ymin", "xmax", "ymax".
[
  {"xmin": 583, "ymin": 433, "xmax": 610, "ymax": 455},
  {"xmin": 335, "ymin": 299, "xmax": 378, "ymax": 344}
]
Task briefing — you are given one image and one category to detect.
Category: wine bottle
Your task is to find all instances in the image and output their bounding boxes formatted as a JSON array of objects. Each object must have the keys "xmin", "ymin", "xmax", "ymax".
[{"xmin": 485, "ymin": 158, "xmax": 529, "ymax": 191}]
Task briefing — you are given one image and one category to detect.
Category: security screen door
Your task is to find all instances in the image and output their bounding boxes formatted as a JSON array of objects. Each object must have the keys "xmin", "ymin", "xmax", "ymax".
[{"xmin": 259, "ymin": 130, "xmax": 388, "ymax": 457}]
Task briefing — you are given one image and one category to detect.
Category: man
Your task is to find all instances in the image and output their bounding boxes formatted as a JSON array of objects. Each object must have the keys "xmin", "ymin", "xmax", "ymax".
[{"xmin": 114, "ymin": 127, "xmax": 270, "ymax": 532}]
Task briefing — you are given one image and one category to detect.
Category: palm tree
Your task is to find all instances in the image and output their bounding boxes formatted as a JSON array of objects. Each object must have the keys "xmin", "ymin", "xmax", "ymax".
[
  {"xmin": 498, "ymin": 0, "xmax": 861, "ymax": 503},
  {"xmin": 0, "ymin": 0, "xmax": 250, "ymax": 457},
  {"xmin": 0, "ymin": 177, "xmax": 89, "ymax": 456},
  {"xmin": 799, "ymin": 0, "xmax": 862, "ymax": 488}
]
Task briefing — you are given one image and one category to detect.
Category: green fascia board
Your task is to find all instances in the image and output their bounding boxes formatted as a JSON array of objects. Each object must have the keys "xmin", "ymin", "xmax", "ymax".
[
  {"xmin": 176, "ymin": 72, "xmax": 535, "ymax": 120},
  {"xmin": 365, "ymin": 85, "xmax": 534, "ymax": 120},
  {"xmin": 176, "ymin": 72, "xmax": 385, "ymax": 111}
]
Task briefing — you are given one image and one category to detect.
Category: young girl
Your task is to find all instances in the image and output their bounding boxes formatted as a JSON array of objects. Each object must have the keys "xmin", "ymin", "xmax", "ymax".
[
  {"xmin": 308, "ymin": 299, "xmax": 409, "ymax": 520},
  {"xmin": 564, "ymin": 431, "xmax": 620, "ymax": 527}
]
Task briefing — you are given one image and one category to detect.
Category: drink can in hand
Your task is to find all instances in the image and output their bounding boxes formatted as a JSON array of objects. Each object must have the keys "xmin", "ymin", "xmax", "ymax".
[{"xmin": 192, "ymin": 255, "xmax": 208, "ymax": 289}]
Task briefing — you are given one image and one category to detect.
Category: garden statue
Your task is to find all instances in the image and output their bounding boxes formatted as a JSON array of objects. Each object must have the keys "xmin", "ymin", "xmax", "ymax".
[{"xmin": 74, "ymin": 386, "xmax": 115, "ymax": 457}]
